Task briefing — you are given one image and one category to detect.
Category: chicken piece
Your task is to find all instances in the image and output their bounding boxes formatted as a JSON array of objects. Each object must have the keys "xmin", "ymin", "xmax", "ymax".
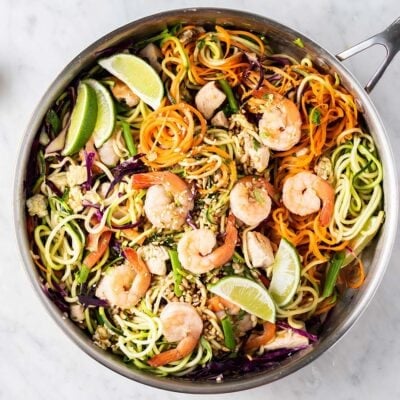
[
  {"xmin": 139, "ymin": 43, "xmax": 163, "ymax": 73},
  {"xmin": 70, "ymin": 304, "xmax": 85, "ymax": 323},
  {"xmin": 137, "ymin": 244, "xmax": 169, "ymax": 276},
  {"xmin": 242, "ymin": 134, "xmax": 270, "ymax": 173},
  {"xmin": 68, "ymin": 186, "xmax": 84, "ymax": 213},
  {"xmin": 195, "ymin": 81, "xmax": 226, "ymax": 120},
  {"xmin": 26, "ymin": 194, "xmax": 48, "ymax": 218},
  {"xmin": 111, "ymin": 78, "xmax": 140, "ymax": 107},
  {"xmin": 211, "ymin": 110, "xmax": 229, "ymax": 128},
  {"xmin": 66, "ymin": 165, "xmax": 87, "ymax": 187},
  {"xmin": 230, "ymin": 113, "xmax": 270, "ymax": 173},
  {"xmin": 263, "ymin": 329, "xmax": 309, "ymax": 351},
  {"xmin": 246, "ymin": 231, "xmax": 274, "ymax": 268},
  {"xmin": 98, "ymin": 137, "xmax": 119, "ymax": 167},
  {"xmin": 178, "ymin": 27, "xmax": 205, "ymax": 45}
]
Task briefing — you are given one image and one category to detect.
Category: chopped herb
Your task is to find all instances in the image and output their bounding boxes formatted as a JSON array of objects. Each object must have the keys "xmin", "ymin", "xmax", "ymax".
[
  {"xmin": 310, "ymin": 108, "xmax": 321, "ymax": 125},
  {"xmin": 262, "ymin": 93, "xmax": 274, "ymax": 104},
  {"xmin": 253, "ymin": 188, "xmax": 266, "ymax": 204},
  {"xmin": 45, "ymin": 109, "xmax": 61, "ymax": 135},
  {"xmin": 253, "ymin": 138, "xmax": 261, "ymax": 151},
  {"xmin": 293, "ymin": 37, "xmax": 305, "ymax": 48},
  {"xmin": 260, "ymin": 130, "xmax": 271, "ymax": 138},
  {"xmin": 197, "ymin": 38, "xmax": 206, "ymax": 50}
]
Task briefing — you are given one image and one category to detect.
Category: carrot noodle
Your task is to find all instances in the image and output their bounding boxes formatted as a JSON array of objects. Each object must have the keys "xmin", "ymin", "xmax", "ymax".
[
  {"xmin": 26, "ymin": 23, "xmax": 384, "ymax": 377},
  {"xmin": 139, "ymin": 103, "xmax": 207, "ymax": 168}
]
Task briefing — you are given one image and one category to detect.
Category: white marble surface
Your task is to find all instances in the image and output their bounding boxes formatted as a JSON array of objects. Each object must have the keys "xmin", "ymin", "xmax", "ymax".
[{"xmin": 1, "ymin": 0, "xmax": 400, "ymax": 398}]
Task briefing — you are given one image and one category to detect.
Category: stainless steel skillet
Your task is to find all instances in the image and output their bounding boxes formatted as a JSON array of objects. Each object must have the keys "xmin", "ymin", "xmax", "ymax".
[{"xmin": 13, "ymin": 8, "xmax": 399, "ymax": 394}]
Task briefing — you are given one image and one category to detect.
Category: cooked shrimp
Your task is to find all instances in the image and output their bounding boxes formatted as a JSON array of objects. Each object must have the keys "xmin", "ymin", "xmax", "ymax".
[
  {"xmin": 244, "ymin": 321, "xmax": 276, "ymax": 352},
  {"xmin": 147, "ymin": 302, "xmax": 203, "ymax": 367},
  {"xmin": 282, "ymin": 171, "xmax": 334, "ymax": 226},
  {"xmin": 177, "ymin": 214, "xmax": 238, "ymax": 274},
  {"xmin": 110, "ymin": 78, "xmax": 139, "ymax": 107},
  {"xmin": 208, "ymin": 295, "xmax": 241, "ymax": 315},
  {"xmin": 132, "ymin": 171, "xmax": 194, "ymax": 230},
  {"xmin": 230, "ymin": 176, "xmax": 274, "ymax": 226},
  {"xmin": 95, "ymin": 248, "xmax": 151, "ymax": 309},
  {"xmin": 249, "ymin": 90, "xmax": 302, "ymax": 151}
]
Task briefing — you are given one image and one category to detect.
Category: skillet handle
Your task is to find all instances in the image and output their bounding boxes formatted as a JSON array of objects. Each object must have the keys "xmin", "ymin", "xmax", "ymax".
[{"xmin": 336, "ymin": 17, "xmax": 400, "ymax": 93}]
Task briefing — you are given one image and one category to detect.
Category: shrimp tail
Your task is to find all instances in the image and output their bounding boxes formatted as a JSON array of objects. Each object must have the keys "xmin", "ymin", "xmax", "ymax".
[
  {"xmin": 314, "ymin": 178, "xmax": 335, "ymax": 226},
  {"xmin": 147, "ymin": 349, "xmax": 181, "ymax": 367},
  {"xmin": 131, "ymin": 172, "xmax": 162, "ymax": 189},
  {"xmin": 83, "ymin": 230, "xmax": 112, "ymax": 268},
  {"xmin": 147, "ymin": 335, "xmax": 198, "ymax": 367},
  {"xmin": 244, "ymin": 321, "xmax": 276, "ymax": 352},
  {"xmin": 207, "ymin": 214, "xmax": 238, "ymax": 267},
  {"xmin": 123, "ymin": 247, "xmax": 151, "ymax": 285},
  {"xmin": 132, "ymin": 171, "xmax": 188, "ymax": 192}
]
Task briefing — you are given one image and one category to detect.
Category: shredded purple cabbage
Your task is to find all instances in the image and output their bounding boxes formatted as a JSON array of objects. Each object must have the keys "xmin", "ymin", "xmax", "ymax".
[
  {"xmin": 186, "ymin": 213, "xmax": 198, "ymax": 229},
  {"xmin": 42, "ymin": 283, "xmax": 69, "ymax": 313},
  {"xmin": 46, "ymin": 179, "xmax": 63, "ymax": 197},
  {"xmin": 106, "ymin": 154, "xmax": 148, "ymax": 196},
  {"xmin": 276, "ymin": 321, "xmax": 318, "ymax": 342},
  {"xmin": 83, "ymin": 151, "xmax": 96, "ymax": 190},
  {"xmin": 110, "ymin": 237, "xmax": 122, "ymax": 256},
  {"xmin": 187, "ymin": 346, "xmax": 308, "ymax": 380},
  {"xmin": 82, "ymin": 200, "xmax": 104, "ymax": 221},
  {"xmin": 243, "ymin": 52, "xmax": 265, "ymax": 90},
  {"xmin": 78, "ymin": 294, "xmax": 108, "ymax": 308},
  {"xmin": 266, "ymin": 73, "xmax": 282, "ymax": 83},
  {"xmin": 110, "ymin": 218, "xmax": 143, "ymax": 230},
  {"xmin": 264, "ymin": 55, "xmax": 291, "ymax": 66}
]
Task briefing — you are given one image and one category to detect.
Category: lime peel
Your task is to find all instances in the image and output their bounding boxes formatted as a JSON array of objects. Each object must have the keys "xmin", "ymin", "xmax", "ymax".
[
  {"xmin": 269, "ymin": 238, "xmax": 301, "ymax": 307},
  {"xmin": 83, "ymin": 79, "xmax": 116, "ymax": 148},
  {"xmin": 98, "ymin": 53, "xmax": 164, "ymax": 110},
  {"xmin": 62, "ymin": 82, "xmax": 98, "ymax": 156}
]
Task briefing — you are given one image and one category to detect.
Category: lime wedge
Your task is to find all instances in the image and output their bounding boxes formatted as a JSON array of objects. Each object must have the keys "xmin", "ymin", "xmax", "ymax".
[
  {"xmin": 62, "ymin": 82, "xmax": 98, "ymax": 155},
  {"xmin": 98, "ymin": 53, "xmax": 163, "ymax": 110},
  {"xmin": 208, "ymin": 276, "xmax": 276, "ymax": 322},
  {"xmin": 269, "ymin": 238, "xmax": 301, "ymax": 307},
  {"xmin": 343, "ymin": 211, "xmax": 385, "ymax": 267},
  {"xmin": 84, "ymin": 79, "xmax": 116, "ymax": 148}
]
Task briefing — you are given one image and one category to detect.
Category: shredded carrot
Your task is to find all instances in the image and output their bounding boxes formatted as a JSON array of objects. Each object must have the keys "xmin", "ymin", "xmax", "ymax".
[
  {"xmin": 341, "ymin": 260, "xmax": 366, "ymax": 289},
  {"xmin": 139, "ymin": 103, "xmax": 207, "ymax": 169}
]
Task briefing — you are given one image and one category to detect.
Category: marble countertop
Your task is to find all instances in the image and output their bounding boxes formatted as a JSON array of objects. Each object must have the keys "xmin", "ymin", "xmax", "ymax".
[{"xmin": 1, "ymin": 0, "xmax": 400, "ymax": 399}]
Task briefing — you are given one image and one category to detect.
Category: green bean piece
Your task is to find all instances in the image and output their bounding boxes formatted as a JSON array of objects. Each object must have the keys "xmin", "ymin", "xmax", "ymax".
[
  {"xmin": 221, "ymin": 316, "xmax": 236, "ymax": 351},
  {"xmin": 121, "ymin": 121, "xmax": 137, "ymax": 156},
  {"xmin": 218, "ymin": 79, "xmax": 239, "ymax": 113},
  {"xmin": 322, "ymin": 252, "xmax": 345, "ymax": 298},
  {"xmin": 77, "ymin": 264, "xmax": 90, "ymax": 284},
  {"xmin": 168, "ymin": 249, "xmax": 183, "ymax": 297}
]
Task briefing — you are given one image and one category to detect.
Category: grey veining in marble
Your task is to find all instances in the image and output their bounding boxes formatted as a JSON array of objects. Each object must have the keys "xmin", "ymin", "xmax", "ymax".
[{"xmin": 1, "ymin": 0, "xmax": 400, "ymax": 399}]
